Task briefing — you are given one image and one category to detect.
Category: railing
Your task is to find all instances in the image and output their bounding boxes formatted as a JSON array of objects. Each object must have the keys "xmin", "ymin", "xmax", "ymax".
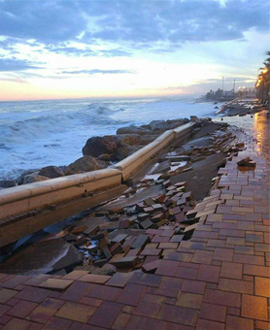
[{"xmin": 0, "ymin": 122, "xmax": 194, "ymax": 223}]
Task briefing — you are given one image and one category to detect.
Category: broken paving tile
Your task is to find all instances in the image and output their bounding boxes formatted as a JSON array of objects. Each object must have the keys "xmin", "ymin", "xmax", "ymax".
[
  {"xmin": 111, "ymin": 257, "xmax": 138, "ymax": 268},
  {"xmin": 140, "ymin": 219, "xmax": 154, "ymax": 230},
  {"xmin": 112, "ymin": 234, "xmax": 128, "ymax": 244},
  {"xmin": 131, "ymin": 234, "xmax": 150, "ymax": 250}
]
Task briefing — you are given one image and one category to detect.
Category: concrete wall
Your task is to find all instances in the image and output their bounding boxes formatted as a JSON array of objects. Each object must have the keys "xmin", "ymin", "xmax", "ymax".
[
  {"xmin": 0, "ymin": 122, "xmax": 194, "ymax": 222},
  {"xmin": 0, "ymin": 169, "xmax": 122, "ymax": 221}
]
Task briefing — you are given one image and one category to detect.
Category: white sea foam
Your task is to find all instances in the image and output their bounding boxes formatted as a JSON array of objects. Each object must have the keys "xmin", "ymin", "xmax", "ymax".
[{"xmin": 0, "ymin": 96, "xmax": 221, "ymax": 179}]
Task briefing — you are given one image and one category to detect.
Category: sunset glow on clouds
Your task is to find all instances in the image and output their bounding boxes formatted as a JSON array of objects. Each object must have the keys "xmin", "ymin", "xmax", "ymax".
[{"xmin": 0, "ymin": 0, "xmax": 269, "ymax": 101}]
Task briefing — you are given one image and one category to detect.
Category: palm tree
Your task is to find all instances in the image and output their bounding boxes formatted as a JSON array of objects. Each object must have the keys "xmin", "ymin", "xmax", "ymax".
[{"xmin": 255, "ymin": 51, "xmax": 270, "ymax": 104}]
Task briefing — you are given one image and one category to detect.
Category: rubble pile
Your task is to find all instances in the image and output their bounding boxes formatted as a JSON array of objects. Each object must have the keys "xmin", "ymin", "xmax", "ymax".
[{"xmin": 62, "ymin": 180, "xmax": 197, "ymax": 273}]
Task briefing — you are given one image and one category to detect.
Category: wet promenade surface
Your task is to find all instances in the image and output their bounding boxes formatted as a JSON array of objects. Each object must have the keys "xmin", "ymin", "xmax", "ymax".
[{"xmin": 0, "ymin": 112, "xmax": 269, "ymax": 330}]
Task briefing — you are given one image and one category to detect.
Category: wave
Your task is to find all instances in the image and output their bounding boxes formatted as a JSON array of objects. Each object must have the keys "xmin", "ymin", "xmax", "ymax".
[{"xmin": 0, "ymin": 104, "xmax": 127, "ymax": 145}]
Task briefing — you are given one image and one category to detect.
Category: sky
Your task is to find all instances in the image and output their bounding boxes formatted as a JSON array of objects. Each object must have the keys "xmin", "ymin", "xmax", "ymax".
[{"xmin": 0, "ymin": 0, "xmax": 269, "ymax": 101}]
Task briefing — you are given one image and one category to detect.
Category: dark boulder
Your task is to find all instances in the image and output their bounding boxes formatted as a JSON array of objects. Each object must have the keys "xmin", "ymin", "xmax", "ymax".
[
  {"xmin": 0, "ymin": 179, "xmax": 17, "ymax": 188},
  {"xmin": 67, "ymin": 156, "xmax": 100, "ymax": 174},
  {"xmin": 23, "ymin": 173, "xmax": 49, "ymax": 184},
  {"xmin": 39, "ymin": 166, "xmax": 65, "ymax": 178},
  {"xmin": 82, "ymin": 135, "xmax": 119, "ymax": 158},
  {"xmin": 82, "ymin": 134, "xmax": 142, "ymax": 160},
  {"xmin": 117, "ymin": 125, "xmax": 152, "ymax": 135}
]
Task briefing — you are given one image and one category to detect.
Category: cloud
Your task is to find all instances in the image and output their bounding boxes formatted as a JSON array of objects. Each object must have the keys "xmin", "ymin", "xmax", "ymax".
[
  {"xmin": 0, "ymin": 58, "xmax": 41, "ymax": 71},
  {"xmin": 47, "ymin": 45, "xmax": 131, "ymax": 57},
  {"xmin": 0, "ymin": 0, "xmax": 269, "ymax": 48},
  {"xmin": 0, "ymin": 0, "xmax": 88, "ymax": 44},
  {"xmin": 60, "ymin": 69, "xmax": 133, "ymax": 75}
]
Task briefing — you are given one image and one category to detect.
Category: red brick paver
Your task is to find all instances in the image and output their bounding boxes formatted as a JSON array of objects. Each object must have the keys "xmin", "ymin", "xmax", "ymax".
[{"xmin": 0, "ymin": 112, "xmax": 269, "ymax": 329}]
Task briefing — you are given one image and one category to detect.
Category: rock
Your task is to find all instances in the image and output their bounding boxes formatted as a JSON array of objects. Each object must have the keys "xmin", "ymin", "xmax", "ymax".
[
  {"xmin": 0, "ymin": 179, "xmax": 17, "ymax": 188},
  {"xmin": 148, "ymin": 120, "xmax": 167, "ymax": 131},
  {"xmin": 140, "ymin": 135, "xmax": 158, "ymax": 145},
  {"xmin": 98, "ymin": 154, "xmax": 112, "ymax": 161},
  {"xmin": 39, "ymin": 166, "xmax": 65, "ymax": 178},
  {"xmin": 23, "ymin": 173, "xmax": 49, "ymax": 184},
  {"xmin": 16, "ymin": 169, "xmax": 39, "ymax": 185},
  {"xmin": 82, "ymin": 136, "xmax": 119, "ymax": 158},
  {"xmin": 117, "ymin": 125, "xmax": 152, "ymax": 136},
  {"xmin": 190, "ymin": 116, "xmax": 199, "ymax": 122},
  {"xmin": 116, "ymin": 145, "xmax": 141, "ymax": 160},
  {"xmin": 119, "ymin": 134, "xmax": 141, "ymax": 146},
  {"xmin": 67, "ymin": 156, "xmax": 100, "ymax": 174}
]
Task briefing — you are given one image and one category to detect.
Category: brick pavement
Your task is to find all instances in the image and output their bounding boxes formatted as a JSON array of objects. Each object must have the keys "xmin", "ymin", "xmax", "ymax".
[{"xmin": 0, "ymin": 112, "xmax": 269, "ymax": 329}]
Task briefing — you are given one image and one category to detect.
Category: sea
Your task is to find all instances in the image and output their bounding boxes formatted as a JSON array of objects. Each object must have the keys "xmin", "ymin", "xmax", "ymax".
[{"xmin": 0, "ymin": 95, "xmax": 222, "ymax": 180}]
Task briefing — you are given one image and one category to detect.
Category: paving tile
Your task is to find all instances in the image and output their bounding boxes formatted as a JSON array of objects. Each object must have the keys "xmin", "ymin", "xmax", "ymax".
[
  {"xmin": 218, "ymin": 278, "xmax": 253, "ymax": 294},
  {"xmin": 158, "ymin": 304, "xmax": 199, "ymax": 326},
  {"xmin": 165, "ymin": 323, "xmax": 195, "ymax": 330},
  {"xmin": 241, "ymin": 294, "xmax": 268, "ymax": 321},
  {"xmin": 112, "ymin": 312, "xmax": 131, "ymax": 330},
  {"xmin": 62, "ymin": 270, "xmax": 89, "ymax": 281},
  {"xmin": 176, "ymin": 292, "xmax": 203, "ymax": 309},
  {"xmin": 38, "ymin": 279, "xmax": 73, "ymax": 290},
  {"xmin": 55, "ymin": 301, "xmax": 96, "ymax": 323},
  {"xmin": 246, "ymin": 234, "xmax": 264, "ymax": 243},
  {"xmin": 155, "ymin": 260, "xmax": 180, "ymax": 277},
  {"xmin": 15, "ymin": 286, "xmax": 51, "ymax": 303},
  {"xmin": 213, "ymin": 248, "xmax": 234, "ymax": 262},
  {"xmin": 233, "ymin": 253, "xmax": 265, "ymax": 265},
  {"xmin": 235, "ymin": 246, "xmax": 254, "ymax": 255},
  {"xmin": 79, "ymin": 297, "xmax": 102, "ymax": 307},
  {"xmin": 154, "ymin": 277, "xmax": 184, "ymax": 298},
  {"xmin": 125, "ymin": 315, "xmax": 167, "ymax": 330},
  {"xmin": 79, "ymin": 274, "xmax": 110, "ymax": 284},
  {"xmin": 69, "ymin": 322, "xmax": 103, "ymax": 330},
  {"xmin": 244, "ymin": 264, "xmax": 270, "ymax": 277},
  {"xmin": 227, "ymin": 307, "xmax": 240, "ymax": 316},
  {"xmin": 191, "ymin": 250, "xmax": 213, "ymax": 265},
  {"xmin": 159, "ymin": 242, "xmax": 179, "ymax": 249},
  {"xmin": 152, "ymin": 236, "xmax": 170, "ymax": 243},
  {"xmin": 226, "ymin": 315, "xmax": 254, "ymax": 330},
  {"xmin": 255, "ymin": 277, "xmax": 270, "ymax": 297},
  {"xmin": 41, "ymin": 316, "xmax": 73, "ymax": 330},
  {"xmin": 116, "ymin": 283, "xmax": 146, "ymax": 306},
  {"xmin": 255, "ymin": 320, "xmax": 270, "ymax": 330},
  {"xmin": 182, "ymin": 280, "xmax": 206, "ymax": 294},
  {"xmin": 1, "ymin": 317, "xmax": 33, "ymax": 330},
  {"xmin": 196, "ymin": 318, "xmax": 225, "ymax": 330},
  {"xmin": 164, "ymin": 250, "xmax": 193, "ymax": 262},
  {"xmin": 59, "ymin": 281, "xmax": 91, "ymax": 302},
  {"xmin": 87, "ymin": 284, "xmax": 121, "ymax": 301},
  {"xmin": 197, "ymin": 265, "xmax": 220, "ymax": 283},
  {"xmin": 6, "ymin": 300, "xmax": 38, "ymax": 318},
  {"xmin": 134, "ymin": 300, "xmax": 161, "ymax": 317},
  {"xmin": 28, "ymin": 298, "xmax": 65, "ymax": 324},
  {"xmin": 203, "ymin": 289, "xmax": 241, "ymax": 307},
  {"xmin": 220, "ymin": 262, "xmax": 243, "ymax": 280},
  {"xmin": 88, "ymin": 301, "xmax": 123, "ymax": 328},
  {"xmin": 0, "ymin": 305, "xmax": 10, "ymax": 318},
  {"xmin": 0, "ymin": 289, "xmax": 18, "ymax": 304},
  {"xmin": 175, "ymin": 267, "xmax": 198, "ymax": 280},
  {"xmin": 219, "ymin": 229, "xmax": 245, "ymax": 238},
  {"xmin": 199, "ymin": 302, "xmax": 226, "ymax": 322},
  {"xmin": 106, "ymin": 272, "xmax": 134, "ymax": 288},
  {"xmin": 142, "ymin": 259, "xmax": 161, "ymax": 273},
  {"xmin": 141, "ymin": 293, "xmax": 165, "ymax": 304},
  {"xmin": 1, "ymin": 276, "xmax": 30, "ymax": 289},
  {"xmin": 0, "ymin": 314, "xmax": 12, "ymax": 325},
  {"xmin": 128, "ymin": 272, "xmax": 161, "ymax": 287},
  {"xmin": 226, "ymin": 237, "xmax": 245, "ymax": 246}
]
